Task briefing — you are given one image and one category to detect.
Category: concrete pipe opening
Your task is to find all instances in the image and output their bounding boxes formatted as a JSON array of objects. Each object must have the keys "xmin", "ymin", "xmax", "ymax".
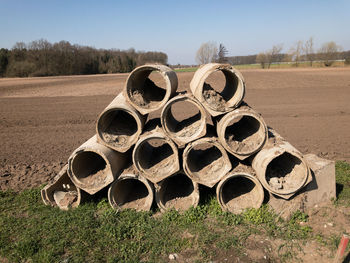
[
  {"xmin": 98, "ymin": 109, "xmax": 138, "ymax": 149},
  {"xmin": 109, "ymin": 178, "xmax": 152, "ymax": 211},
  {"xmin": 202, "ymin": 69, "xmax": 243, "ymax": 112},
  {"xmin": 135, "ymin": 138, "xmax": 176, "ymax": 179},
  {"xmin": 224, "ymin": 115, "xmax": 266, "ymax": 156},
  {"xmin": 162, "ymin": 96, "xmax": 206, "ymax": 145},
  {"xmin": 71, "ymin": 151, "xmax": 107, "ymax": 187},
  {"xmin": 183, "ymin": 139, "xmax": 231, "ymax": 187},
  {"xmin": 265, "ymin": 152, "xmax": 308, "ymax": 194},
  {"xmin": 127, "ymin": 68, "xmax": 167, "ymax": 110},
  {"xmin": 157, "ymin": 173, "xmax": 199, "ymax": 211},
  {"xmin": 218, "ymin": 174, "xmax": 264, "ymax": 214}
]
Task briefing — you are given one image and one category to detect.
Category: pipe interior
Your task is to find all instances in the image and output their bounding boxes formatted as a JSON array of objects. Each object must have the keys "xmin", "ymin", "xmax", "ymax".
[
  {"xmin": 186, "ymin": 142, "xmax": 226, "ymax": 180},
  {"xmin": 99, "ymin": 109, "xmax": 138, "ymax": 147},
  {"xmin": 221, "ymin": 176, "xmax": 261, "ymax": 211},
  {"xmin": 165, "ymin": 99, "xmax": 202, "ymax": 136},
  {"xmin": 71, "ymin": 151, "xmax": 107, "ymax": 185},
  {"xmin": 113, "ymin": 178, "xmax": 149, "ymax": 209},
  {"xmin": 266, "ymin": 152, "xmax": 306, "ymax": 192},
  {"xmin": 202, "ymin": 69, "xmax": 240, "ymax": 110},
  {"xmin": 159, "ymin": 173, "xmax": 195, "ymax": 210},
  {"xmin": 127, "ymin": 69, "xmax": 167, "ymax": 108},
  {"xmin": 47, "ymin": 173, "xmax": 79, "ymax": 208},
  {"xmin": 137, "ymin": 138, "xmax": 175, "ymax": 175},
  {"xmin": 224, "ymin": 115, "xmax": 264, "ymax": 154}
]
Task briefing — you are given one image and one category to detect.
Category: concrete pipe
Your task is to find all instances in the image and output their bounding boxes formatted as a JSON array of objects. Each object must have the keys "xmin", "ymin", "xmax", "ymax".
[
  {"xmin": 124, "ymin": 64, "xmax": 178, "ymax": 115},
  {"xmin": 155, "ymin": 172, "xmax": 199, "ymax": 212},
  {"xmin": 161, "ymin": 93, "xmax": 207, "ymax": 147},
  {"xmin": 183, "ymin": 137, "xmax": 232, "ymax": 188},
  {"xmin": 96, "ymin": 93, "xmax": 146, "ymax": 153},
  {"xmin": 108, "ymin": 165, "xmax": 154, "ymax": 211},
  {"xmin": 133, "ymin": 126, "xmax": 180, "ymax": 184},
  {"xmin": 190, "ymin": 63, "xmax": 245, "ymax": 117},
  {"xmin": 216, "ymin": 104, "xmax": 267, "ymax": 160},
  {"xmin": 216, "ymin": 165, "xmax": 264, "ymax": 214},
  {"xmin": 252, "ymin": 129, "xmax": 311, "ymax": 199},
  {"xmin": 41, "ymin": 165, "xmax": 82, "ymax": 210},
  {"xmin": 68, "ymin": 135, "xmax": 127, "ymax": 195}
]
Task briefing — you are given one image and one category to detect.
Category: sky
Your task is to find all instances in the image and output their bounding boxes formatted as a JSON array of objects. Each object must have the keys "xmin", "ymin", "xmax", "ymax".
[{"xmin": 1, "ymin": 0, "xmax": 349, "ymax": 65}]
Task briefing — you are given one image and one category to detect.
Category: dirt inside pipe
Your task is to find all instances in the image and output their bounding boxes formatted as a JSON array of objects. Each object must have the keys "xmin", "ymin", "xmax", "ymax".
[
  {"xmin": 202, "ymin": 70, "xmax": 238, "ymax": 111},
  {"xmin": 113, "ymin": 178, "xmax": 149, "ymax": 210},
  {"xmin": 266, "ymin": 152, "xmax": 306, "ymax": 192},
  {"xmin": 187, "ymin": 142, "xmax": 226, "ymax": 180},
  {"xmin": 165, "ymin": 100, "xmax": 202, "ymax": 138},
  {"xmin": 129, "ymin": 70, "xmax": 166, "ymax": 108},
  {"xmin": 224, "ymin": 115, "xmax": 265, "ymax": 154},
  {"xmin": 221, "ymin": 176, "xmax": 261, "ymax": 212},
  {"xmin": 71, "ymin": 151, "xmax": 108, "ymax": 188},
  {"xmin": 160, "ymin": 173, "xmax": 195, "ymax": 210},
  {"xmin": 137, "ymin": 138, "xmax": 176, "ymax": 177},
  {"xmin": 53, "ymin": 190, "xmax": 78, "ymax": 209},
  {"xmin": 100, "ymin": 110, "xmax": 138, "ymax": 147}
]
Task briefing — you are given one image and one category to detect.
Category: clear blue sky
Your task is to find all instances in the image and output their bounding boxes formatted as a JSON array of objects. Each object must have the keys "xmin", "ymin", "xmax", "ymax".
[{"xmin": 1, "ymin": 0, "xmax": 349, "ymax": 64}]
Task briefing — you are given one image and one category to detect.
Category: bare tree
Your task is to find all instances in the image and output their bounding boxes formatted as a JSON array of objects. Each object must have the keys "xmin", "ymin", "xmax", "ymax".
[
  {"xmin": 195, "ymin": 42, "xmax": 218, "ymax": 64},
  {"xmin": 319, "ymin": 41, "xmax": 343, "ymax": 66},
  {"xmin": 266, "ymin": 44, "xmax": 283, "ymax": 68},
  {"xmin": 304, "ymin": 37, "xmax": 314, "ymax": 66},
  {"xmin": 217, "ymin": 43, "xmax": 228, "ymax": 63},
  {"xmin": 289, "ymin": 40, "xmax": 304, "ymax": 67},
  {"xmin": 256, "ymin": 52, "xmax": 268, "ymax": 68}
]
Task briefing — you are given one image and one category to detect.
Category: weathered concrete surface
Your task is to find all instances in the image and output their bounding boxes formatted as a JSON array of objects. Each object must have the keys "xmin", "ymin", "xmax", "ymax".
[
  {"xmin": 216, "ymin": 103, "xmax": 267, "ymax": 160},
  {"xmin": 133, "ymin": 126, "xmax": 180, "ymax": 184},
  {"xmin": 182, "ymin": 137, "xmax": 232, "ymax": 188},
  {"xmin": 190, "ymin": 63, "xmax": 245, "ymax": 117},
  {"xmin": 268, "ymin": 154, "xmax": 335, "ymax": 219},
  {"xmin": 108, "ymin": 165, "xmax": 154, "ymax": 211},
  {"xmin": 216, "ymin": 164, "xmax": 264, "ymax": 214},
  {"xmin": 155, "ymin": 172, "xmax": 199, "ymax": 212},
  {"xmin": 96, "ymin": 93, "xmax": 146, "ymax": 153},
  {"xmin": 252, "ymin": 128, "xmax": 312, "ymax": 199},
  {"xmin": 67, "ymin": 135, "xmax": 127, "ymax": 195},
  {"xmin": 124, "ymin": 64, "xmax": 178, "ymax": 115},
  {"xmin": 161, "ymin": 93, "xmax": 207, "ymax": 147},
  {"xmin": 41, "ymin": 165, "xmax": 82, "ymax": 210}
]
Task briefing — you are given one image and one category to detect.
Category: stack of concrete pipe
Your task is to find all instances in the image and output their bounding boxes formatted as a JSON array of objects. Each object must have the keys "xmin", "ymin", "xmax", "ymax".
[{"xmin": 42, "ymin": 63, "xmax": 312, "ymax": 214}]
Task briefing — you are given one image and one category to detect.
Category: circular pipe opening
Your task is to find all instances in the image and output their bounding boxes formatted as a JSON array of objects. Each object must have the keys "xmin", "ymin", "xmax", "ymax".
[
  {"xmin": 98, "ymin": 109, "xmax": 138, "ymax": 148},
  {"xmin": 265, "ymin": 152, "xmax": 307, "ymax": 194},
  {"xmin": 71, "ymin": 151, "xmax": 107, "ymax": 186},
  {"xmin": 164, "ymin": 99, "xmax": 203, "ymax": 138},
  {"xmin": 220, "ymin": 175, "xmax": 263, "ymax": 213},
  {"xmin": 186, "ymin": 142, "xmax": 227, "ymax": 182},
  {"xmin": 202, "ymin": 69, "xmax": 242, "ymax": 111},
  {"xmin": 224, "ymin": 115, "xmax": 265, "ymax": 155},
  {"xmin": 112, "ymin": 178, "xmax": 150, "ymax": 210},
  {"xmin": 159, "ymin": 173, "xmax": 197, "ymax": 210},
  {"xmin": 127, "ymin": 69, "xmax": 167, "ymax": 109},
  {"xmin": 135, "ymin": 138, "xmax": 176, "ymax": 177}
]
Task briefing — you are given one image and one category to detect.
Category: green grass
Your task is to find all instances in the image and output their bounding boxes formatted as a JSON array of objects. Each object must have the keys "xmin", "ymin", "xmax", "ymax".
[
  {"xmin": 174, "ymin": 67, "xmax": 198, "ymax": 72},
  {"xmin": 0, "ymin": 161, "xmax": 349, "ymax": 262}
]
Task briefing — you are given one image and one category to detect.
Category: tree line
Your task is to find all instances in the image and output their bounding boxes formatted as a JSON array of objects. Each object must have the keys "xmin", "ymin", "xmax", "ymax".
[
  {"xmin": 195, "ymin": 40, "xmax": 350, "ymax": 68},
  {"xmin": 0, "ymin": 39, "xmax": 168, "ymax": 77}
]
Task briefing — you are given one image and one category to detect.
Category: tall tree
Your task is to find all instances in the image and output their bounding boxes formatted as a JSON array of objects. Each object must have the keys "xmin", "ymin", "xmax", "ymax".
[
  {"xmin": 266, "ymin": 44, "xmax": 283, "ymax": 68},
  {"xmin": 304, "ymin": 37, "xmax": 314, "ymax": 66},
  {"xmin": 217, "ymin": 43, "xmax": 228, "ymax": 63},
  {"xmin": 195, "ymin": 42, "xmax": 218, "ymax": 64},
  {"xmin": 319, "ymin": 41, "xmax": 342, "ymax": 66}
]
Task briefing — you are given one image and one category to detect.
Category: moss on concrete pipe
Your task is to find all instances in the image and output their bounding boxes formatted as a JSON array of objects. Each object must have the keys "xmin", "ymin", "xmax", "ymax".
[
  {"xmin": 161, "ymin": 93, "xmax": 207, "ymax": 147},
  {"xmin": 41, "ymin": 165, "xmax": 83, "ymax": 210},
  {"xmin": 252, "ymin": 129, "xmax": 312, "ymax": 199},
  {"xmin": 216, "ymin": 104, "xmax": 267, "ymax": 160},
  {"xmin": 67, "ymin": 135, "xmax": 127, "ymax": 195},
  {"xmin": 155, "ymin": 172, "xmax": 199, "ymax": 212},
  {"xmin": 182, "ymin": 137, "xmax": 232, "ymax": 188},
  {"xmin": 124, "ymin": 64, "xmax": 178, "ymax": 115},
  {"xmin": 216, "ymin": 165, "xmax": 264, "ymax": 214},
  {"xmin": 190, "ymin": 63, "xmax": 245, "ymax": 117},
  {"xmin": 96, "ymin": 93, "xmax": 146, "ymax": 153},
  {"xmin": 133, "ymin": 126, "xmax": 180, "ymax": 184},
  {"xmin": 108, "ymin": 165, "xmax": 154, "ymax": 211}
]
